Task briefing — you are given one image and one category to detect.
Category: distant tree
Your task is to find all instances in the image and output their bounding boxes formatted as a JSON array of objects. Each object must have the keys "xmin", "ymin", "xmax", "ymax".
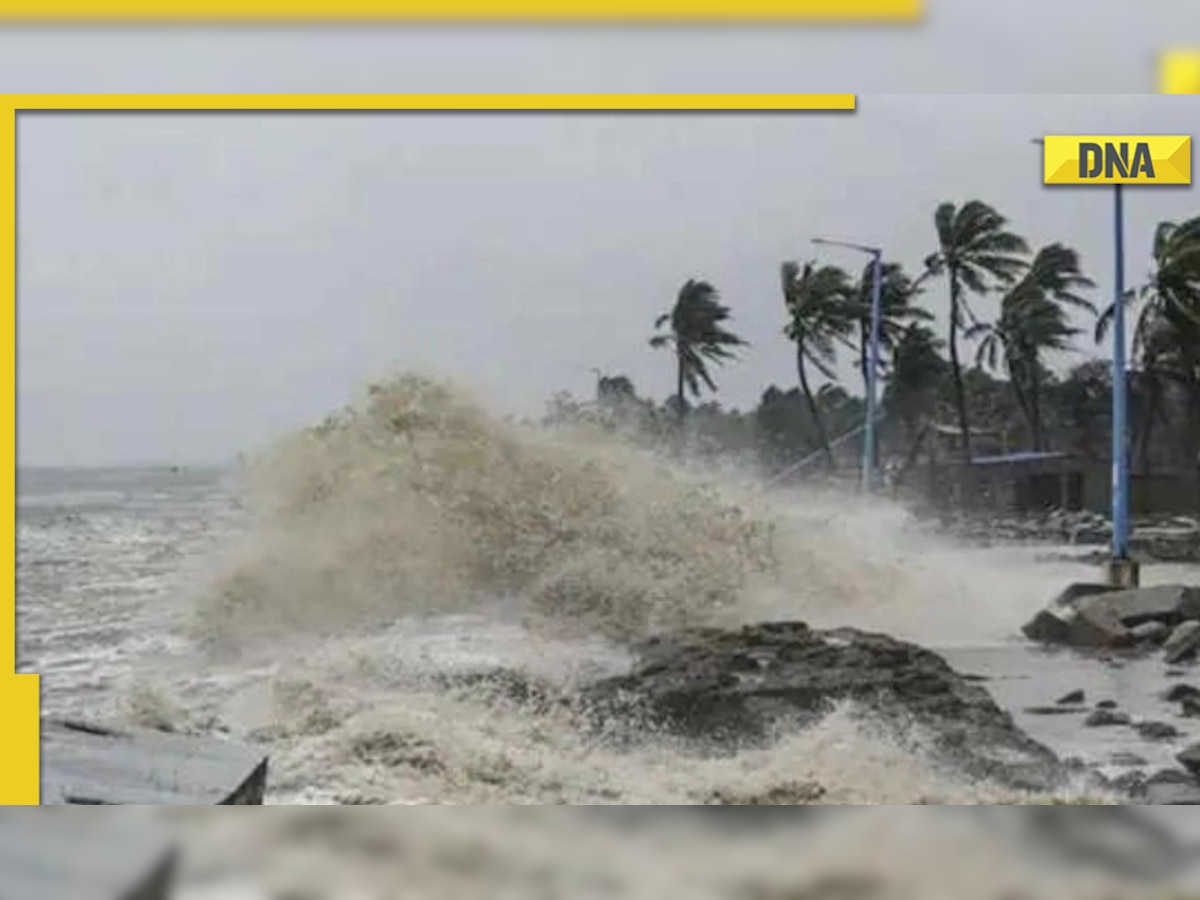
[
  {"xmin": 884, "ymin": 323, "xmax": 949, "ymax": 443},
  {"xmin": 968, "ymin": 243, "xmax": 1095, "ymax": 449},
  {"xmin": 924, "ymin": 201, "xmax": 1029, "ymax": 458},
  {"xmin": 848, "ymin": 260, "xmax": 932, "ymax": 398},
  {"xmin": 650, "ymin": 279, "xmax": 747, "ymax": 418},
  {"xmin": 1097, "ymin": 216, "xmax": 1200, "ymax": 477},
  {"xmin": 781, "ymin": 260, "xmax": 854, "ymax": 469}
]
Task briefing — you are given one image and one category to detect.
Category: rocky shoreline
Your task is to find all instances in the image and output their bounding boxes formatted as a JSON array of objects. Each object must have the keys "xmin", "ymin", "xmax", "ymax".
[
  {"xmin": 946, "ymin": 510, "xmax": 1200, "ymax": 563},
  {"xmin": 448, "ymin": 622, "xmax": 1111, "ymax": 800}
]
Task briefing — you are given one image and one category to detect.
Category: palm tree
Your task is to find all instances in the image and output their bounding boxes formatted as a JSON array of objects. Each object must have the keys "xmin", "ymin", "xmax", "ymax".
[
  {"xmin": 848, "ymin": 261, "xmax": 933, "ymax": 399},
  {"xmin": 885, "ymin": 322, "xmax": 949, "ymax": 442},
  {"xmin": 781, "ymin": 260, "xmax": 854, "ymax": 469},
  {"xmin": 1097, "ymin": 217, "xmax": 1200, "ymax": 476},
  {"xmin": 649, "ymin": 278, "xmax": 746, "ymax": 418},
  {"xmin": 967, "ymin": 244, "xmax": 1095, "ymax": 450},
  {"xmin": 924, "ymin": 201, "xmax": 1029, "ymax": 458}
]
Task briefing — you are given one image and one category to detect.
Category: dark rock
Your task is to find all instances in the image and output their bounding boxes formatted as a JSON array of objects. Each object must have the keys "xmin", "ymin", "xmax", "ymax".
[
  {"xmin": 1162, "ymin": 684, "xmax": 1200, "ymax": 704},
  {"xmin": 1021, "ymin": 582, "xmax": 1123, "ymax": 646},
  {"xmin": 1164, "ymin": 621, "xmax": 1200, "ymax": 664},
  {"xmin": 1182, "ymin": 697, "xmax": 1200, "ymax": 718},
  {"xmin": 1134, "ymin": 720, "xmax": 1182, "ymax": 741},
  {"xmin": 1025, "ymin": 705, "xmax": 1085, "ymax": 716},
  {"xmin": 1096, "ymin": 699, "xmax": 1118, "ymax": 709},
  {"xmin": 1177, "ymin": 742, "xmax": 1200, "ymax": 776},
  {"xmin": 1144, "ymin": 768, "xmax": 1200, "ymax": 804},
  {"xmin": 582, "ymin": 621, "xmax": 1066, "ymax": 792},
  {"xmin": 1110, "ymin": 769, "xmax": 1148, "ymax": 797},
  {"xmin": 1085, "ymin": 709, "xmax": 1132, "ymax": 727},
  {"xmin": 1056, "ymin": 689, "xmax": 1085, "ymax": 705},
  {"xmin": 1023, "ymin": 584, "xmax": 1200, "ymax": 649},
  {"xmin": 1166, "ymin": 668, "xmax": 1188, "ymax": 678}
]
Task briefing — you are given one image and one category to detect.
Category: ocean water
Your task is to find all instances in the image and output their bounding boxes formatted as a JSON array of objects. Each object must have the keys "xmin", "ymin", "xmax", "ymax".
[{"xmin": 15, "ymin": 379, "xmax": 1200, "ymax": 813}]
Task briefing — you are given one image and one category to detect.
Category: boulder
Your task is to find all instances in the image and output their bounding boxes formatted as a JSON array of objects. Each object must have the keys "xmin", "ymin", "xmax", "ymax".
[
  {"xmin": 1162, "ymin": 684, "xmax": 1200, "ymax": 704},
  {"xmin": 1022, "ymin": 584, "xmax": 1200, "ymax": 649},
  {"xmin": 1133, "ymin": 720, "xmax": 1182, "ymax": 741},
  {"xmin": 1096, "ymin": 699, "xmax": 1118, "ymax": 709},
  {"xmin": 1176, "ymin": 742, "xmax": 1200, "ymax": 776},
  {"xmin": 581, "ymin": 621, "xmax": 1067, "ymax": 792},
  {"xmin": 1056, "ymin": 689, "xmax": 1085, "ymax": 705},
  {"xmin": 1144, "ymin": 768, "xmax": 1200, "ymax": 805},
  {"xmin": 1021, "ymin": 582, "xmax": 1122, "ymax": 645},
  {"xmin": 1164, "ymin": 621, "xmax": 1200, "ymax": 664},
  {"xmin": 1085, "ymin": 709, "xmax": 1131, "ymax": 727}
]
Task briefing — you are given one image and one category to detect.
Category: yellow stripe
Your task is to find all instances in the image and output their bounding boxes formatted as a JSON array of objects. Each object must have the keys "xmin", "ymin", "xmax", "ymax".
[
  {"xmin": 8, "ymin": 93, "xmax": 856, "ymax": 111},
  {"xmin": 0, "ymin": 0, "xmax": 920, "ymax": 20}
]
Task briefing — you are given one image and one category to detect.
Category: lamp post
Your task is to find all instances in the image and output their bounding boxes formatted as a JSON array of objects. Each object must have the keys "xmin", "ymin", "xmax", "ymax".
[
  {"xmin": 1032, "ymin": 138, "xmax": 1135, "ymax": 585},
  {"xmin": 812, "ymin": 237, "xmax": 884, "ymax": 493}
]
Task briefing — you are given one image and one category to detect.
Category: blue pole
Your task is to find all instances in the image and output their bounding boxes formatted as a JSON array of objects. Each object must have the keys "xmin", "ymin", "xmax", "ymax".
[
  {"xmin": 863, "ymin": 250, "xmax": 884, "ymax": 492},
  {"xmin": 1112, "ymin": 184, "xmax": 1130, "ymax": 560}
]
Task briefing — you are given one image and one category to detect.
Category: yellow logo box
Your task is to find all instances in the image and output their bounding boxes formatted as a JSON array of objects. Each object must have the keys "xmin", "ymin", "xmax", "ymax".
[
  {"xmin": 1042, "ymin": 135, "xmax": 1191, "ymax": 185},
  {"xmin": 1161, "ymin": 50, "xmax": 1200, "ymax": 94}
]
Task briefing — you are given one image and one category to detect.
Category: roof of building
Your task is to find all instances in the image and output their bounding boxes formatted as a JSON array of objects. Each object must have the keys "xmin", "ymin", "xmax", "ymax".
[{"xmin": 968, "ymin": 450, "xmax": 1070, "ymax": 467}]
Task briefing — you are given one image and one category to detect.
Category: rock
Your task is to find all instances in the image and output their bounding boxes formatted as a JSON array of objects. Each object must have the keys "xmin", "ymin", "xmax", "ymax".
[
  {"xmin": 1144, "ymin": 768, "xmax": 1200, "ymax": 805},
  {"xmin": 1056, "ymin": 689, "xmax": 1085, "ymax": 705},
  {"xmin": 1023, "ymin": 584, "xmax": 1200, "ymax": 649},
  {"xmin": 1176, "ymin": 742, "xmax": 1200, "ymax": 776},
  {"xmin": 1096, "ymin": 699, "xmax": 1118, "ymax": 709},
  {"xmin": 1182, "ymin": 697, "xmax": 1200, "ymax": 718},
  {"xmin": 1162, "ymin": 684, "xmax": 1200, "ymax": 704},
  {"xmin": 1110, "ymin": 769, "xmax": 1148, "ymax": 797},
  {"xmin": 581, "ymin": 621, "xmax": 1067, "ymax": 792},
  {"xmin": 1134, "ymin": 720, "xmax": 1182, "ymax": 741},
  {"xmin": 1166, "ymin": 668, "xmax": 1188, "ymax": 678},
  {"xmin": 1110, "ymin": 751, "xmax": 1148, "ymax": 767},
  {"xmin": 1165, "ymin": 621, "xmax": 1200, "ymax": 664},
  {"xmin": 1021, "ymin": 582, "xmax": 1123, "ymax": 646},
  {"xmin": 1085, "ymin": 709, "xmax": 1132, "ymax": 727},
  {"xmin": 1130, "ymin": 620, "xmax": 1170, "ymax": 644},
  {"xmin": 1025, "ymin": 705, "xmax": 1085, "ymax": 716}
]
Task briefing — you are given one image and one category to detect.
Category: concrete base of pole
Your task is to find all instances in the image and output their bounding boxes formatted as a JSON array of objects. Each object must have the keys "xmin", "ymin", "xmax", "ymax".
[{"xmin": 1104, "ymin": 557, "xmax": 1141, "ymax": 589}]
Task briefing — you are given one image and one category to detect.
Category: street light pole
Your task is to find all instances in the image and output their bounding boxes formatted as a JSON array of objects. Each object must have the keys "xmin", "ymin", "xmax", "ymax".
[
  {"xmin": 1031, "ymin": 137, "xmax": 1136, "ymax": 586},
  {"xmin": 812, "ymin": 237, "xmax": 884, "ymax": 493},
  {"xmin": 1111, "ymin": 184, "xmax": 1132, "ymax": 568}
]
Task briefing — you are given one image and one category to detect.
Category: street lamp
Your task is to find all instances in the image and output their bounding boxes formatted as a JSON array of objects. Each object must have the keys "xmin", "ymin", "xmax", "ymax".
[
  {"xmin": 1031, "ymin": 138, "xmax": 1134, "ymax": 584},
  {"xmin": 812, "ymin": 237, "xmax": 884, "ymax": 493}
]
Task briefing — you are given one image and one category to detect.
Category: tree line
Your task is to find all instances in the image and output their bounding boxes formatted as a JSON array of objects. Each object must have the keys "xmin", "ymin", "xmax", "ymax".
[{"xmin": 549, "ymin": 201, "xmax": 1200, "ymax": 481}]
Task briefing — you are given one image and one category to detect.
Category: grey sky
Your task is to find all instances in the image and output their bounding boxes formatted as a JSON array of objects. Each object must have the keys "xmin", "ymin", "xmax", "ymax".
[
  {"xmin": 17, "ymin": 95, "xmax": 1199, "ymax": 466},
  {"xmin": 0, "ymin": 0, "xmax": 1196, "ymax": 94}
]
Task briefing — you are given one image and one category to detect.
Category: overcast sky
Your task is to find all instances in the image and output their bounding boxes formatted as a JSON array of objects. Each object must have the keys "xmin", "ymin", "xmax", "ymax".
[
  {"xmin": 17, "ymin": 95, "xmax": 1199, "ymax": 466},
  {"xmin": 8, "ymin": 0, "xmax": 1200, "ymax": 466}
]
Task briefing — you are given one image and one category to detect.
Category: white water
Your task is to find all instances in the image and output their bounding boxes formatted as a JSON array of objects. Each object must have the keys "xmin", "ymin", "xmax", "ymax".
[{"xmin": 16, "ymin": 376, "xmax": 1200, "ymax": 892}]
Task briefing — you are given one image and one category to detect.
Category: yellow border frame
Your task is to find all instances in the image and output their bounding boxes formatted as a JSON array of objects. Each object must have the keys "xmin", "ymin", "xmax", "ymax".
[
  {"xmin": 1, "ymin": 92, "xmax": 853, "ymax": 805},
  {"xmin": 0, "ymin": 0, "xmax": 919, "ymax": 22}
]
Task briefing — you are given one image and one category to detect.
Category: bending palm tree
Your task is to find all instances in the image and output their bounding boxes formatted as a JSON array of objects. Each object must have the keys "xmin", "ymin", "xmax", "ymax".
[
  {"xmin": 781, "ymin": 260, "xmax": 854, "ymax": 469},
  {"xmin": 848, "ymin": 260, "xmax": 932, "ymax": 397},
  {"xmin": 925, "ymin": 201, "xmax": 1029, "ymax": 458},
  {"xmin": 1097, "ymin": 216, "xmax": 1200, "ymax": 473},
  {"xmin": 968, "ymin": 244, "xmax": 1096, "ymax": 450},
  {"xmin": 649, "ymin": 278, "xmax": 747, "ymax": 418}
]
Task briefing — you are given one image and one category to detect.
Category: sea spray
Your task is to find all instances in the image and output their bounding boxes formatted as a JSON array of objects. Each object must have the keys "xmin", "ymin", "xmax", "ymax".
[{"xmin": 196, "ymin": 375, "xmax": 777, "ymax": 647}]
